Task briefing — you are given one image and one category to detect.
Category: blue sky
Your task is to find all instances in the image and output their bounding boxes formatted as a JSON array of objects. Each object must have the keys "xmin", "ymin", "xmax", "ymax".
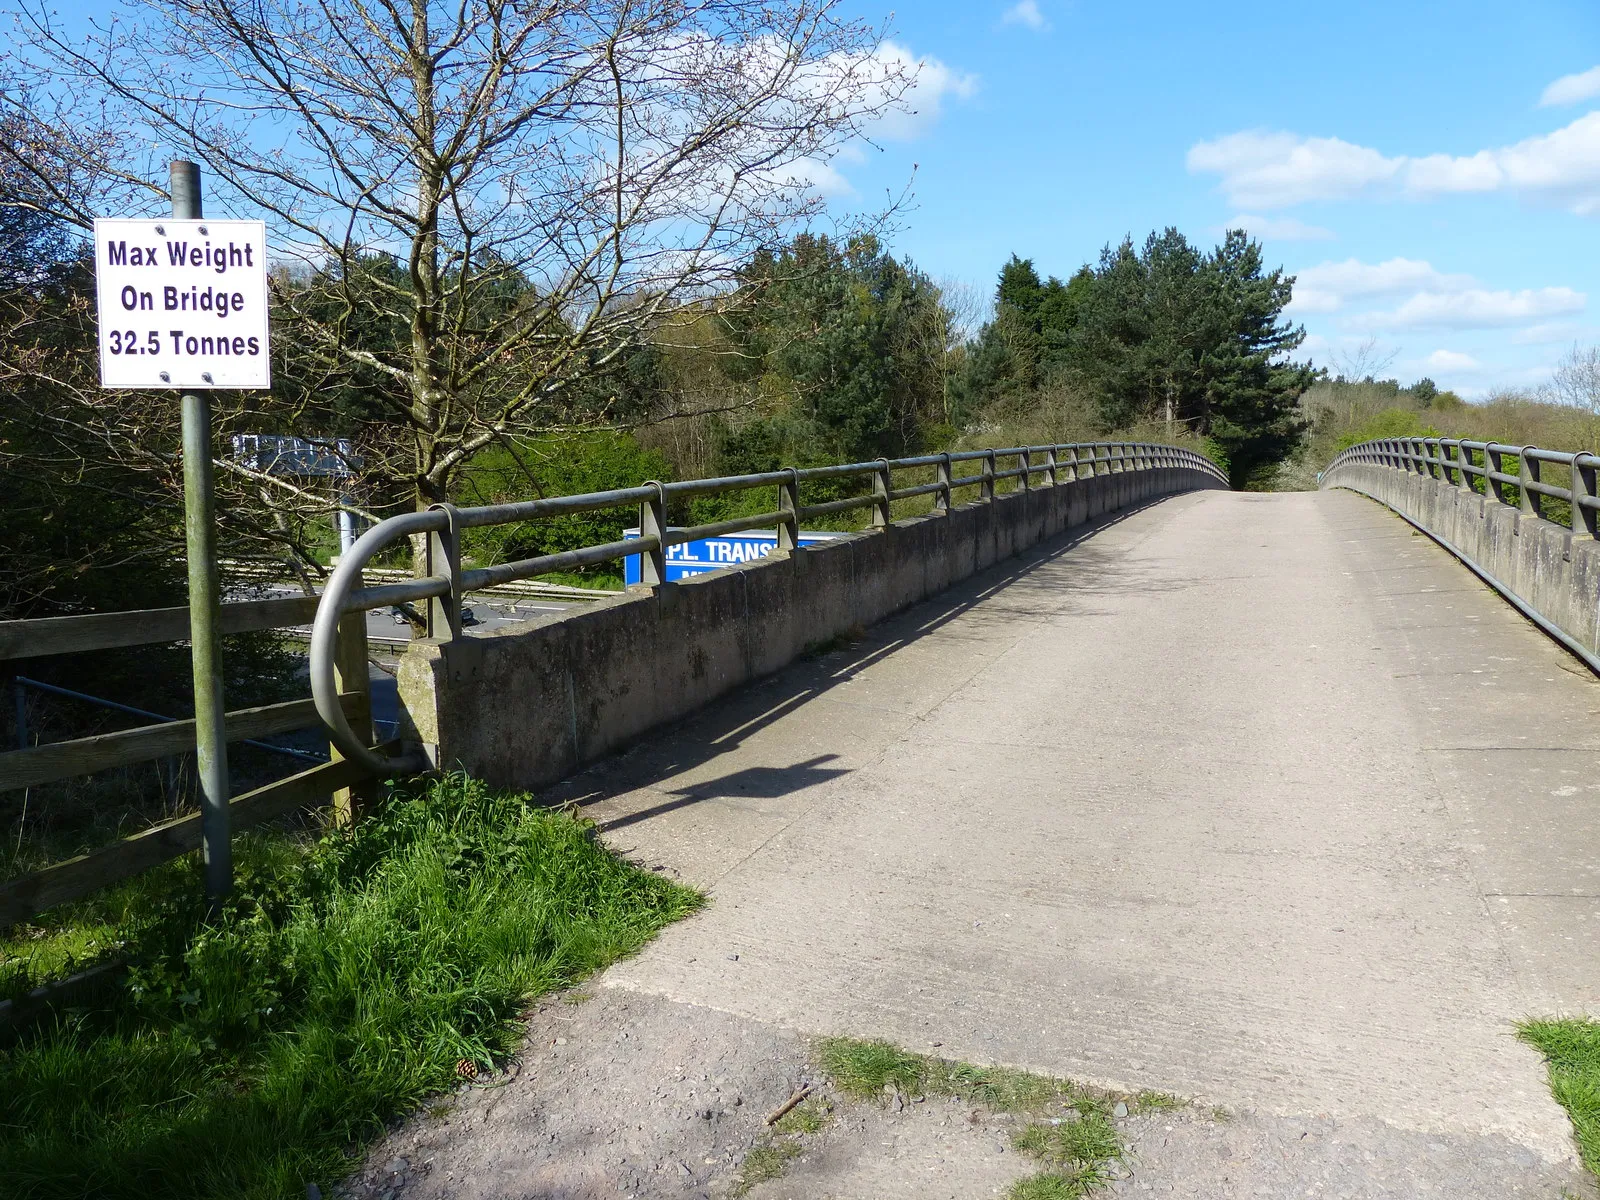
[{"xmin": 827, "ymin": 0, "xmax": 1600, "ymax": 398}]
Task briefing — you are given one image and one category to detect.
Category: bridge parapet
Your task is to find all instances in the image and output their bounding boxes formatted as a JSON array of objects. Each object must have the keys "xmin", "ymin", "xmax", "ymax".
[
  {"xmin": 311, "ymin": 443, "xmax": 1226, "ymax": 789},
  {"xmin": 1322, "ymin": 438, "xmax": 1600, "ymax": 670}
]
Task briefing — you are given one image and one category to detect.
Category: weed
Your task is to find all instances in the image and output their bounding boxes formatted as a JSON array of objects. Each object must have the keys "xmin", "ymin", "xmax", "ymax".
[
  {"xmin": 1520, "ymin": 1018, "xmax": 1600, "ymax": 1177},
  {"xmin": 1008, "ymin": 1167, "xmax": 1109, "ymax": 1200},
  {"xmin": 0, "ymin": 773, "xmax": 701, "ymax": 1200},
  {"xmin": 1013, "ymin": 1112, "xmax": 1121, "ymax": 1166},
  {"xmin": 814, "ymin": 1037, "xmax": 1123, "ymax": 1115},
  {"xmin": 733, "ymin": 1138, "xmax": 801, "ymax": 1195},
  {"xmin": 774, "ymin": 1099, "xmax": 831, "ymax": 1135},
  {"xmin": 815, "ymin": 1037, "xmax": 1143, "ymax": 1200},
  {"xmin": 1131, "ymin": 1089, "xmax": 1183, "ymax": 1113},
  {"xmin": 816, "ymin": 1037, "xmax": 928, "ymax": 1098}
]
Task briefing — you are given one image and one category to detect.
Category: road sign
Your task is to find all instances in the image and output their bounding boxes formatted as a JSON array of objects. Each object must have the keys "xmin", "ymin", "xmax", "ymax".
[
  {"xmin": 623, "ymin": 528, "xmax": 840, "ymax": 585},
  {"xmin": 93, "ymin": 217, "xmax": 271, "ymax": 389}
]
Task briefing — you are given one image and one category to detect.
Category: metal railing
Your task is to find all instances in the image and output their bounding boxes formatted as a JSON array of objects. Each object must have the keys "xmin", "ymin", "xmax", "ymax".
[
  {"xmin": 311, "ymin": 441, "xmax": 1226, "ymax": 776},
  {"xmin": 1322, "ymin": 437, "xmax": 1600, "ymax": 536}
]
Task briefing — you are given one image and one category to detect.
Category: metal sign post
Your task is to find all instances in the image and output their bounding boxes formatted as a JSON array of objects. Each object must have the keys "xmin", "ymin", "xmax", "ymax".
[
  {"xmin": 90, "ymin": 161, "xmax": 273, "ymax": 905},
  {"xmin": 171, "ymin": 160, "xmax": 232, "ymax": 904}
]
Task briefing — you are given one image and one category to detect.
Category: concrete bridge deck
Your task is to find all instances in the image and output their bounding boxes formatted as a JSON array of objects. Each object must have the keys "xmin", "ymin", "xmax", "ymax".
[
  {"xmin": 379, "ymin": 487, "xmax": 1600, "ymax": 1197},
  {"xmin": 535, "ymin": 487, "xmax": 1600, "ymax": 1188}
]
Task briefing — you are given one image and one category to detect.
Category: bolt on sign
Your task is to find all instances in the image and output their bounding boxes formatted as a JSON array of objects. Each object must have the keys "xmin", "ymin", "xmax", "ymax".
[{"xmin": 93, "ymin": 217, "xmax": 271, "ymax": 389}]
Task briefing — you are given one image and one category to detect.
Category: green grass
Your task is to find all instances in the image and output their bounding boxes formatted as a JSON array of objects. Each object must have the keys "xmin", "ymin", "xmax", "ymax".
[
  {"xmin": 1009, "ymin": 1169, "xmax": 1111, "ymax": 1200},
  {"xmin": 773, "ymin": 1099, "xmax": 831, "ymax": 1135},
  {"xmin": 817, "ymin": 1037, "xmax": 1101, "ymax": 1113},
  {"xmin": 815, "ymin": 1037, "xmax": 1143, "ymax": 1200},
  {"xmin": 732, "ymin": 1138, "xmax": 802, "ymax": 1195},
  {"xmin": 1520, "ymin": 1018, "xmax": 1600, "ymax": 1176},
  {"xmin": 0, "ymin": 773, "xmax": 701, "ymax": 1200}
]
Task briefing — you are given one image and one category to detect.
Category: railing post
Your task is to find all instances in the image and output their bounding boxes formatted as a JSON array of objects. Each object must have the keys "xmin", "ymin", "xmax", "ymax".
[
  {"xmin": 777, "ymin": 468, "xmax": 800, "ymax": 550},
  {"xmin": 1044, "ymin": 446, "xmax": 1057, "ymax": 486},
  {"xmin": 1485, "ymin": 446, "xmax": 1505, "ymax": 505},
  {"xmin": 1018, "ymin": 449, "xmax": 1031, "ymax": 492},
  {"xmin": 1573, "ymin": 455, "xmax": 1598, "ymax": 538},
  {"xmin": 1066, "ymin": 446, "xmax": 1080, "ymax": 481},
  {"xmin": 872, "ymin": 458, "xmax": 892, "ymax": 527},
  {"xmin": 982, "ymin": 450, "xmax": 995, "ymax": 502},
  {"xmin": 639, "ymin": 480, "xmax": 669, "ymax": 585},
  {"xmin": 1518, "ymin": 448, "xmax": 1541, "ymax": 519},
  {"xmin": 936, "ymin": 454, "xmax": 952, "ymax": 512},
  {"xmin": 330, "ymin": 571, "xmax": 375, "ymax": 827},
  {"xmin": 425, "ymin": 503, "xmax": 463, "ymax": 640}
]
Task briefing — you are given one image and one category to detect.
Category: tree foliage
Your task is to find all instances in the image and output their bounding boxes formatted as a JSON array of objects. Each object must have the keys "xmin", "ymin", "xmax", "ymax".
[{"xmin": 959, "ymin": 229, "xmax": 1315, "ymax": 486}]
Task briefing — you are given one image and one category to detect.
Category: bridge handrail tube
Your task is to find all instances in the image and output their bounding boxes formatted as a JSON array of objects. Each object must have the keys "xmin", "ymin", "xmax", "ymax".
[
  {"xmin": 889, "ymin": 480, "xmax": 950, "ymax": 502},
  {"xmin": 453, "ymin": 485, "xmax": 657, "ymax": 528},
  {"xmin": 310, "ymin": 511, "xmax": 440, "ymax": 775},
  {"xmin": 797, "ymin": 494, "xmax": 879, "ymax": 520},
  {"xmin": 459, "ymin": 536, "xmax": 656, "ymax": 592},
  {"xmin": 663, "ymin": 470, "xmax": 797, "ymax": 497},
  {"xmin": 344, "ymin": 575, "xmax": 453, "ymax": 613},
  {"xmin": 665, "ymin": 510, "xmax": 791, "ymax": 546}
]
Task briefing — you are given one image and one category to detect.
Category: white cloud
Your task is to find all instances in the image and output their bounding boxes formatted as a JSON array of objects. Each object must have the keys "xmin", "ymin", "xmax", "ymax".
[
  {"xmin": 1423, "ymin": 349, "xmax": 1481, "ymax": 372},
  {"xmin": 1186, "ymin": 131, "xmax": 1400, "ymax": 207},
  {"xmin": 1512, "ymin": 321, "xmax": 1594, "ymax": 345},
  {"xmin": 1225, "ymin": 213, "xmax": 1334, "ymax": 241},
  {"xmin": 1288, "ymin": 257, "xmax": 1474, "ymax": 314},
  {"xmin": 1367, "ymin": 287, "xmax": 1586, "ymax": 331},
  {"xmin": 868, "ymin": 42, "xmax": 979, "ymax": 141},
  {"xmin": 1188, "ymin": 111, "xmax": 1600, "ymax": 215},
  {"xmin": 1541, "ymin": 65, "xmax": 1600, "ymax": 107},
  {"xmin": 1002, "ymin": 0, "xmax": 1049, "ymax": 31}
]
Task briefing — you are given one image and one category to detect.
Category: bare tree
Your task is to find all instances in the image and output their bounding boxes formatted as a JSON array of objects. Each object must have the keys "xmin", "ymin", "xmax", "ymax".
[
  {"xmin": 1331, "ymin": 335, "xmax": 1399, "ymax": 386},
  {"xmin": 4, "ymin": 0, "xmax": 914, "ymax": 537}
]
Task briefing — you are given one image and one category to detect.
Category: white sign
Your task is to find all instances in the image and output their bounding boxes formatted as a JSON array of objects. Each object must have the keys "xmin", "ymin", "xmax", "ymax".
[{"xmin": 93, "ymin": 218, "xmax": 271, "ymax": 389}]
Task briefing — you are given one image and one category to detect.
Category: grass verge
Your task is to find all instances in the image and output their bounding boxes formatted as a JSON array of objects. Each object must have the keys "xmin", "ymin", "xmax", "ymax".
[
  {"xmin": 815, "ymin": 1037, "xmax": 1177, "ymax": 1199},
  {"xmin": 1520, "ymin": 1018, "xmax": 1600, "ymax": 1176},
  {"xmin": 0, "ymin": 773, "xmax": 701, "ymax": 1200}
]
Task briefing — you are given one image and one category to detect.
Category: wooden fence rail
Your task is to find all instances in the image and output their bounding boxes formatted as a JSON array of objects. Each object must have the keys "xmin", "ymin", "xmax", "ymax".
[{"xmin": 1, "ymin": 589, "xmax": 382, "ymax": 929}]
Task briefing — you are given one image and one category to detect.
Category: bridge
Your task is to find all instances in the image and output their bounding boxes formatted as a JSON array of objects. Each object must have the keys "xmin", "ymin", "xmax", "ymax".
[
  {"xmin": 309, "ymin": 437, "xmax": 1597, "ymax": 1193},
  {"xmin": 6, "ymin": 438, "xmax": 1599, "ymax": 1191}
]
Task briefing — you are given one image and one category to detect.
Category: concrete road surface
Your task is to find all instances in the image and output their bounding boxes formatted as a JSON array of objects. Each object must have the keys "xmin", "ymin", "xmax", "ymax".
[{"xmin": 540, "ymin": 488, "xmax": 1600, "ymax": 1187}]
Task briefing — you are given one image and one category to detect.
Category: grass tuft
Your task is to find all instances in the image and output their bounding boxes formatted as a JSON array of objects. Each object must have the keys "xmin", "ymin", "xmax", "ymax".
[
  {"xmin": 814, "ymin": 1037, "xmax": 1147, "ymax": 1200},
  {"xmin": 0, "ymin": 773, "xmax": 701, "ymax": 1200},
  {"xmin": 773, "ymin": 1099, "xmax": 831, "ymax": 1135},
  {"xmin": 733, "ymin": 1138, "xmax": 801, "ymax": 1195},
  {"xmin": 1008, "ymin": 1167, "xmax": 1108, "ymax": 1200},
  {"xmin": 1520, "ymin": 1018, "xmax": 1600, "ymax": 1177},
  {"xmin": 816, "ymin": 1037, "xmax": 927, "ymax": 1098},
  {"xmin": 1013, "ymin": 1112, "xmax": 1121, "ymax": 1167}
]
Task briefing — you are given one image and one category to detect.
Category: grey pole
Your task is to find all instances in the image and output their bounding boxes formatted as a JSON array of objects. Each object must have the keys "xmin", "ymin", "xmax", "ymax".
[{"xmin": 173, "ymin": 159, "xmax": 231, "ymax": 904}]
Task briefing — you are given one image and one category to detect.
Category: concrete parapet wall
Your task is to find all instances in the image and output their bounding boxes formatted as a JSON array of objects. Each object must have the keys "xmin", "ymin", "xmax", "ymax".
[
  {"xmin": 398, "ymin": 466, "xmax": 1225, "ymax": 790},
  {"xmin": 1325, "ymin": 463, "xmax": 1600, "ymax": 663}
]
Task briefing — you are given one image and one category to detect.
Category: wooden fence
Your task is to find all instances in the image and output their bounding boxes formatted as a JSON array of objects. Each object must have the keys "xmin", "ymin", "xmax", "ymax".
[{"xmin": 0, "ymin": 590, "xmax": 383, "ymax": 929}]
